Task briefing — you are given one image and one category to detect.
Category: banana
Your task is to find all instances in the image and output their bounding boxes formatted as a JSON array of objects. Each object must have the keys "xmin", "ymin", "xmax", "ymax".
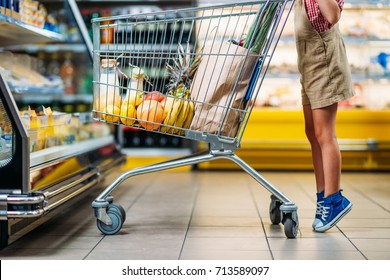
[
  {"xmin": 161, "ymin": 88, "xmax": 194, "ymax": 135},
  {"xmin": 160, "ymin": 96, "xmax": 183, "ymax": 133},
  {"xmin": 172, "ymin": 98, "xmax": 190, "ymax": 134},
  {"xmin": 179, "ymin": 99, "xmax": 194, "ymax": 135}
]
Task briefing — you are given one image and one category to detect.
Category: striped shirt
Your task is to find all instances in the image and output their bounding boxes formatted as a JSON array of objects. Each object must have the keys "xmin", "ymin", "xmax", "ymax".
[{"xmin": 305, "ymin": 0, "xmax": 344, "ymax": 33}]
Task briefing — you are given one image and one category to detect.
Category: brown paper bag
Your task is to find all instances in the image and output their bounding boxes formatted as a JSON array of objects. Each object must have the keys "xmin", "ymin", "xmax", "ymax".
[{"xmin": 189, "ymin": 42, "xmax": 258, "ymax": 138}]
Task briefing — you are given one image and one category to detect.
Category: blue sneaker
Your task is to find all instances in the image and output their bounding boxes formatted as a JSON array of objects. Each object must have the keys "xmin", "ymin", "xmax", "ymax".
[
  {"xmin": 315, "ymin": 191, "xmax": 352, "ymax": 233},
  {"xmin": 312, "ymin": 191, "xmax": 324, "ymax": 229}
]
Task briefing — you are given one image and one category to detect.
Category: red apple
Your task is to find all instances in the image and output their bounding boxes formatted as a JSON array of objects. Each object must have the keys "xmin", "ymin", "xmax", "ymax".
[
  {"xmin": 159, "ymin": 95, "xmax": 166, "ymax": 103},
  {"xmin": 145, "ymin": 91, "xmax": 165, "ymax": 102}
]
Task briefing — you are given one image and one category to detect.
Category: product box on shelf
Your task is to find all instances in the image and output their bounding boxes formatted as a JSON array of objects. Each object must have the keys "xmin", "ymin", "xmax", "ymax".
[
  {"xmin": 12, "ymin": 0, "xmax": 21, "ymax": 20},
  {"xmin": 0, "ymin": 0, "xmax": 10, "ymax": 16},
  {"xmin": 20, "ymin": 108, "xmax": 73, "ymax": 152},
  {"xmin": 19, "ymin": 107, "xmax": 112, "ymax": 153},
  {"xmin": 0, "ymin": 3, "xmax": 5, "ymax": 15}
]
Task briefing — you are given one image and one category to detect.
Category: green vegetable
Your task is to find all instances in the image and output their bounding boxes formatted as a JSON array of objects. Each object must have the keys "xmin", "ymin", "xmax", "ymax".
[{"xmin": 243, "ymin": 2, "xmax": 280, "ymax": 53}]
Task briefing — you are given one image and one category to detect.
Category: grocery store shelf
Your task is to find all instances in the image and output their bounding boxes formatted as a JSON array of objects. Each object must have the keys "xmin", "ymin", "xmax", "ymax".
[
  {"xmin": 0, "ymin": 14, "xmax": 65, "ymax": 46},
  {"xmin": 344, "ymin": 1, "xmax": 390, "ymax": 9},
  {"xmin": 100, "ymin": 43, "xmax": 194, "ymax": 53},
  {"xmin": 0, "ymin": 43, "xmax": 87, "ymax": 53},
  {"xmin": 9, "ymin": 85, "xmax": 64, "ymax": 95},
  {"xmin": 30, "ymin": 135, "xmax": 115, "ymax": 170},
  {"xmin": 13, "ymin": 93, "xmax": 93, "ymax": 104},
  {"xmin": 367, "ymin": 40, "xmax": 390, "ymax": 47}
]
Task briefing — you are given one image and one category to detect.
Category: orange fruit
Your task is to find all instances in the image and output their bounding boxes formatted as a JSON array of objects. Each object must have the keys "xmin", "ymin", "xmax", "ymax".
[{"xmin": 136, "ymin": 100, "xmax": 165, "ymax": 130}]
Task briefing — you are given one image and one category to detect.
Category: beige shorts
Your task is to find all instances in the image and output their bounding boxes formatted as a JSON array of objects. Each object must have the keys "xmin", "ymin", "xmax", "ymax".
[{"xmin": 297, "ymin": 28, "xmax": 355, "ymax": 109}]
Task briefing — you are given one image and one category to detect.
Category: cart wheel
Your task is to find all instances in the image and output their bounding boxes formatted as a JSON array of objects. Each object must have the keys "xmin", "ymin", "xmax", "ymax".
[
  {"xmin": 97, "ymin": 209, "xmax": 123, "ymax": 235},
  {"xmin": 283, "ymin": 213, "xmax": 299, "ymax": 239},
  {"xmin": 108, "ymin": 203, "xmax": 126, "ymax": 224},
  {"xmin": 106, "ymin": 195, "xmax": 114, "ymax": 204},
  {"xmin": 269, "ymin": 196, "xmax": 282, "ymax": 225}
]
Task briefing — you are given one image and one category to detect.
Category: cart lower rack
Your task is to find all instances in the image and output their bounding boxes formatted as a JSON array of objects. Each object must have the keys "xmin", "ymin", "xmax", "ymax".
[{"xmin": 91, "ymin": 0, "xmax": 299, "ymax": 238}]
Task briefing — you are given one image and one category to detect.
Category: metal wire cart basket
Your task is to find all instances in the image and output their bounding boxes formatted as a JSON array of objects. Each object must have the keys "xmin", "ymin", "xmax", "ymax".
[{"xmin": 91, "ymin": 0, "xmax": 299, "ymax": 238}]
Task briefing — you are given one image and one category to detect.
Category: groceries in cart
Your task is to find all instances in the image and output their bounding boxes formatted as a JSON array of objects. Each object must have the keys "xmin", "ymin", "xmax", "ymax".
[
  {"xmin": 93, "ymin": 0, "xmax": 284, "ymax": 139},
  {"xmin": 94, "ymin": 43, "xmax": 199, "ymax": 135}
]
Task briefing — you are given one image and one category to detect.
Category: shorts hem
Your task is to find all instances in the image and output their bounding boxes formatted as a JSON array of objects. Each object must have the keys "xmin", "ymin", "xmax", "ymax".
[
  {"xmin": 302, "ymin": 91, "xmax": 355, "ymax": 109},
  {"xmin": 310, "ymin": 93, "xmax": 355, "ymax": 109}
]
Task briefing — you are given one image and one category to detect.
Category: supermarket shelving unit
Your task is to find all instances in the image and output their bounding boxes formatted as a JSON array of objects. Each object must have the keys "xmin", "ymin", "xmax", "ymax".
[{"xmin": 0, "ymin": 6, "xmax": 125, "ymax": 249}]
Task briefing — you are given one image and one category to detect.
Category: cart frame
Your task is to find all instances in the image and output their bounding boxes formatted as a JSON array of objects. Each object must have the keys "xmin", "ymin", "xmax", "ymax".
[{"xmin": 91, "ymin": 0, "xmax": 299, "ymax": 238}]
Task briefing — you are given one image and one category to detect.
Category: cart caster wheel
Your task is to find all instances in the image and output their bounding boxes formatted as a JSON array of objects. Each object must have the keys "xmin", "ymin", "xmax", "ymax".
[
  {"xmin": 97, "ymin": 209, "xmax": 123, "ymax": 235},
  {"xmin": 283, "ymin": 213, "xmax": 299, "ymax": 239},
  {"xmin": 106, "ymin": 195, "xmax": 114, "ymax": 204},
  {"xmin": 269, "ymin": 195, "xmax": 282, "ymax": 225},
  {"xmin": 108, "ymin": 203, "xmax": 126, "ymax": 224}
]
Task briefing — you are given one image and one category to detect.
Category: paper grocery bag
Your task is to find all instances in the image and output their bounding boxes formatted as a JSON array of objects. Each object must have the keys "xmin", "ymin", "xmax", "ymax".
[{"xmin": 189, "ymin": 42, "xmax": 258, "ymax": 138}]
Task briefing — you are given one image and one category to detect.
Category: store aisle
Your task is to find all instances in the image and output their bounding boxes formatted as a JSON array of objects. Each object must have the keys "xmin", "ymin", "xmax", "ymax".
[{"xmin": 0, "ymin": 170, "xmax": 389, "ymax": 260}]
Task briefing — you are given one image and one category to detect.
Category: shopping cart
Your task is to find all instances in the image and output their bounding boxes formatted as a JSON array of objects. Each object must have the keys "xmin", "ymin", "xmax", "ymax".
[{"xmin": 91, "ymin": 0, "xmax": 299, "ymax": 238}]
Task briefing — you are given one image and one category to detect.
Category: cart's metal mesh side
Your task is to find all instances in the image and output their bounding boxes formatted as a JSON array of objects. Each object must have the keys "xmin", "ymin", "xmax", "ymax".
[{"xmin": 92, "ymin": 0, "xmax": 293, "ymax": 149}]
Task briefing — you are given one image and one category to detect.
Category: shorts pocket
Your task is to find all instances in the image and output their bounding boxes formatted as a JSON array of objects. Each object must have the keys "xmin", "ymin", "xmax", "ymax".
[
  {"xmin": 301, "ymin": 39, "xmax": 329, "ymax": 91},
  {"xmin": 306, "ymin": 38, "xmax": 326, "ymax": 59}
]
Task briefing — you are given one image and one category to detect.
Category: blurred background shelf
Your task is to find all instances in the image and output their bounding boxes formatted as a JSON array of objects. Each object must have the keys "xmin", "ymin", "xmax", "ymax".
[
  {"xmin": 0, "ymin": 43, "xmax": 87, "ymax": 53},
  {"xmin": 197, "ymin": 108, "xmax": 390, "ymax": 171},
  {"xmin": 13, "ymin": 92, "xmax": 92, "ymax": 103},
  {"xmin": 0, "ymin": 13, "xmax": 64, "ymax": 46}
]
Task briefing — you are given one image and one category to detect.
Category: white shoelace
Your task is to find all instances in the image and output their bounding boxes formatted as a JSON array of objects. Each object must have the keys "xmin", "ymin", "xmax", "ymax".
[
  {"xmin": 316, "ymin": 201, "xmax": 323, "ymax": 215},
  {"xmin": 321, "ymin": 206, "xmax": 330, "ymax": 220}
]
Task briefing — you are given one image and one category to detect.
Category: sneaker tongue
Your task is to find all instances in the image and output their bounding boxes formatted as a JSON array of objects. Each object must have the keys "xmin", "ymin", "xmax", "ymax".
[{"xmin": 316, "ymin": 191, "xmax": 324, "ymax": 200}]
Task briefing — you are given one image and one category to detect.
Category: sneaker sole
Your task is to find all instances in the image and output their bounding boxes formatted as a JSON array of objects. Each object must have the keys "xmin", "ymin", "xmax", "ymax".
[{"xmin": 315, "ymin": 203, "xmax": 353, "ymax": 233}]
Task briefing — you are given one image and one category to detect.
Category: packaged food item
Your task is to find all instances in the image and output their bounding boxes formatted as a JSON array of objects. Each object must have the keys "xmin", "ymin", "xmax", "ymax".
[
  {"xmin": 60, "ymin": 53, "xmax": 76, "ymax": 95},
  {"xmin": 27, "ymin": 107, "xmax": 45, "ymax": 152},
  {"xmin": 100, "ymin": 9, "xmax": 114, "ymax": 44},
  {"xmin": 20, "ymin": 106, "xmax": 72, "ymax": 152},
  {"xmin": 123, "ymin": 66, "xmax": 144, "ymax": 107},
  {"xmin": 119, "ymin": 66, "xmax": 145, "ymax": 125}
]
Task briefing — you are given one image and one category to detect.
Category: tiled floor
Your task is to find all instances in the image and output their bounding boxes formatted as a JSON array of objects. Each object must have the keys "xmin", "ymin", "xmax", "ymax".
[{"xmin": 0, "ymin": 170, "xmax": 389, "ymax": 260}]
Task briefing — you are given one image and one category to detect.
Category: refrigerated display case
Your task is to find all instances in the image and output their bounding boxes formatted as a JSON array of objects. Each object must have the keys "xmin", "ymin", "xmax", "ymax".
[{"xmin": 0, "ymin": 5, "xmax": 125, "ymax": 249}]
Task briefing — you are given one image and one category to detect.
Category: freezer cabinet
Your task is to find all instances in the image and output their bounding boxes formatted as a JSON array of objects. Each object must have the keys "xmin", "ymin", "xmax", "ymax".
[{"xmin": 0, "ymin": 74, "xmax": 125, "ymax": 249}]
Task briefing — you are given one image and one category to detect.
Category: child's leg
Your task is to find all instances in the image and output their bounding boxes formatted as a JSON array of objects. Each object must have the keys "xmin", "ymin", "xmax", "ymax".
[
  {"xmin": 303, "ymin": 104, "xmax": 326, "ymax": 229},
  {"xmin": 303, "ymin": 104, "xmax": 325, "ymax": 194},
  {"xmin": 311, "ymin": 103, "xmax": 340, "ymax": 197}
]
